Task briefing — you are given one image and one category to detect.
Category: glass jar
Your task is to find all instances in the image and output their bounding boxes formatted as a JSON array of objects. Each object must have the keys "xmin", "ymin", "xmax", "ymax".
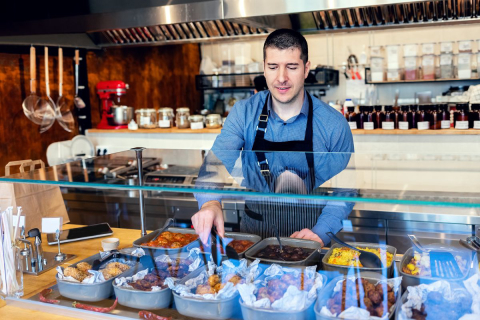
[
  {"xmin": 189, "ymin": 115, "xmax": 205, "ymax": 130},
  {"xmin": 416, "ymin": 105, "xmax": 430, "ymax": 130},
  {"xmin": 382, "ymin": 105, "xmax": 396, "ymax": 130},
  {"xmin": 157, "ymin": 108, "xmax": 174, "ymax": 128},
  {"xmin": 455, "ymin": 104, "xmax": 469, "ymax": 129},
  {"xmin": 470, "ymin": 104, "xmax": 480, "ymax": 129},
  {"xmin": 438, "ymin": 104, "xmax": 451, "ymax": 129},
  {"xmin": 135, "ymin": 109, "xmax": 157, "ymax": 128},
  {"xmin": 0, "ymin": 240, "xmax": 23, "ymax": 298},
  {"xmin": 345, "ymin": 106, "xmax": 358, "ymax": 130},
  {"xmin": 176, "ymin": 107, "xmax": 191, "ymax": 129},
  {"xmin": 205, "ymin": 114, "xmax": 222, "ymax": 129},
  {"xmin": 372, "ymin": 105, "xmax": 384, "ymax": 129}
]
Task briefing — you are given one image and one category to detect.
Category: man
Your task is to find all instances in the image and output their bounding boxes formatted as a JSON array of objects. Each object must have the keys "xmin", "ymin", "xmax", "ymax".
[{"xmin": 192, "ymin": 29, "xmax": 354, "ymax": 246}]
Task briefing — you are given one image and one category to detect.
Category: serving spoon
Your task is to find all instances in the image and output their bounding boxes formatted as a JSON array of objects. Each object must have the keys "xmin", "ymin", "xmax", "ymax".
[{"xmin": 326, "ymin": 232, "xmax": 383, "ymax": 268}]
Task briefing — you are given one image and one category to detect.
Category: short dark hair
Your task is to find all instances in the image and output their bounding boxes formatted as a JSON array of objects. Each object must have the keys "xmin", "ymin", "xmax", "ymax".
[{"xmin": 263, "ymin": 29, "xmax": 308, "ymax": 64}]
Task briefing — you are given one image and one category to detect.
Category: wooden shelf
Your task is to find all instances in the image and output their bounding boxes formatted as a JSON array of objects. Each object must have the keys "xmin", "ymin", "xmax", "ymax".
[
  {"xmin": 87, "ymin": 127, "xmax": 222, "ymax": 134},
  {"xmin": 367, "ymin": 78, "xmax": 480, "ymax": 84}
]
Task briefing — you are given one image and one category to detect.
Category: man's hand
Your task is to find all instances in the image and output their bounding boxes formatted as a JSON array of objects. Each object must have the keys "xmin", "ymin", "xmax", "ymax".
[
  {"xmin": 191, "ymin": 201, "xmax": 225, "ymax": 244},
  {"xmin": 290, "ymin": 229, "xmax": 324, "ymax": 247}
]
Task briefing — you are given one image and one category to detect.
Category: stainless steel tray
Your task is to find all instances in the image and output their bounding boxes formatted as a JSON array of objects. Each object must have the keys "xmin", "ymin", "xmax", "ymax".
[
  {"xmin": 244, "ymin": 237, "xmax": 322, "ymax": 267},
  {"xmin": 133, "ymin": 227, "xmax": 201, "ymax": 254},
  {"xmin": 240, "ymin": 298, "xmax": 315, "ymax": 320},
  {"xmin": 322, "ymin": 242, "xmax": 397, "ymax": 277},
  {"xmin": 56, "ymin": 253, "xmax": 141, "ymax": 302},
  {"xmin": 398, "ymin": 244, "xmax": 472, "ymax": 288},
  {"xmin": 315, "ymin": 271, "xmax": 400, "ymax": 320},
  {"xmin": 186, "ymin": 231, "xmax": 261, "ymax": 259}
]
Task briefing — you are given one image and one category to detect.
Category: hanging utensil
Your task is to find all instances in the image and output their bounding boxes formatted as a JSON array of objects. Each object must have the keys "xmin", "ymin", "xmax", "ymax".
[
  {"xmin": 39, "ymin": 47, "xmax": 56, "ymax": 133},
  {"xmin": 22, "ymin": 46, "xmax": 43, "ymax": 123},
  {"xmin": 327, "ymin": 232, "xmax": 383, "ymax": 268},
  {"xmin": 56, "ymin": 47, "xmax": 74, "ymax": 132},
  {"xmin": 74, "ymin": 50, "xmax": 86, "ymax": 109}
]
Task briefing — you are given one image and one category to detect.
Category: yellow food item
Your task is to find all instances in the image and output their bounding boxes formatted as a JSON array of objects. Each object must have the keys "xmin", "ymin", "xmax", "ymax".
[
  {"xmin": 327, "ymin": 247, "xmax": 393, "ymax": 267},
  {"xmin": 64, "ymin": 266, "xmax": 91, "ymax": 282},
  {"xmin": 76, "ymin": 262, "xmax": 92, "ymax": 273}
]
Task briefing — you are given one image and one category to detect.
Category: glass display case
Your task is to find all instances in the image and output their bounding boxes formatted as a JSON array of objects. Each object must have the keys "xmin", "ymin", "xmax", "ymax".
[{"xmin": 1, "ymin": 148, "xmax": 480, "ymax": 320}]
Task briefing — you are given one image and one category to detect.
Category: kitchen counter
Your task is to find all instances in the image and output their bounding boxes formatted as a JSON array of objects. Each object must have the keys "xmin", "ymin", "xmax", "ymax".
[{"xmin": 0, "ymin": 224, "xmax": 146, "ymax": 319}]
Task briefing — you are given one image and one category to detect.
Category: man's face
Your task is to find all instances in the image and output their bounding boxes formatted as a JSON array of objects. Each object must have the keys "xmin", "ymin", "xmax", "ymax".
[{"xmin": 264, "ymin": 47, "xmax": 310, "ymax": 105}]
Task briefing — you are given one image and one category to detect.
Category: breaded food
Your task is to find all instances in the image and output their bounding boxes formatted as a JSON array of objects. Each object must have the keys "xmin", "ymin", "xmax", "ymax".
[
  {"xmin": 76, "ymin": 262, "xmax": 92, "ymax": 273},
  {"xmin": 64, "ymin": 266, "xmax": 90, "ymax": 282},
  {"xmin": 105, "ymin": 262, "xmax": 130, "ymax": 272}
]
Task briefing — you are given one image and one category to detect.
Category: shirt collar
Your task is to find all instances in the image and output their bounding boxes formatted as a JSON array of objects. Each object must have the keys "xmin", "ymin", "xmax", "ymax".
[{"xmin": 267, "ymin": 91, "xmax": 309, "ymax": 121}]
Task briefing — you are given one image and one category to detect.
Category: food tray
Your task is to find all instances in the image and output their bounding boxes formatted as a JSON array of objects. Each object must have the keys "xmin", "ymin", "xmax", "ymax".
[
  {"xmin": 315, "ymin": 271, "xmax": 400, "ymax": 320},
  {"xmin": 399, "ymin": 244, "xmax": 472, "ymax": 288},
  {"xmin": 133, "ymin": 227, "xmax": 201, "ymax": 254},
  {"xmin": 322, "ymin": 242, "xmax": 397, "ymax": 277},
  {"xmin": 56, "ymin": 252, "xmax": 141, "ymax": 302},
  {"xmin": 187, "ymin": 231, "xmax": 261, "ymax": 259},
  {"xmin": 244, "ymin": 237, "xmax": 322, "ymax": 267},
  {"xmin": 240, "ymin": 298, "xmax": 315, "ymax": 320}
]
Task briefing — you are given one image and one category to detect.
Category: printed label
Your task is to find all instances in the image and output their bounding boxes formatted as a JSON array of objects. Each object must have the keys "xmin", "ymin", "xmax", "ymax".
[
  {"xmin": 404, "ymin": 44, "xmax": 418, "ymax": 56},
  {"xmin": 459, "ymin": 41, "xmax": 472, "ymax": 51},
  {"xmin": 398, "ymin": 121, "xmax": 409, "ymax": 130},
  {"xmin": 190, "ymin": 122, "xmax": 204, "ymax": 130},
  {"xmin": 441, "ymin": 42, "xmax": 453, "ymax": 53},
  {"xmin": 422, "ymin": 55, "xmax": 434, "ymax": 66},
  {"xmin": 441, "ymin": 120, "xmax": 451, "ymax": 129},
  {"xmin": 370, "ymin": 46, "xmax": 381, "ymax": 57},
  {"xmin": 382, "ymin": 122, "xmax": 395, "ymax": 130},
  {"xmin": 474, "ymin": 121, "xmax": 480, "ymax": 129},
  {"xmin": 364, "ymin": 122, "xmax": 374, "ymax": 130},
  {"xmin": 455, "ymin": 121, "xmax": 469, "ymax": 130},
  {"xmin": 418, "ymin": 121, "xmax": 430, "ymax": 130},
  {"xmin": 140, "ymin": 116, "xmax": 151, "ymax": 126},
  {"xmin": 348, "ymin": 122, "xmax": 358, "ymax": 130},
  {"xmin": 422, "ymin": 43, "xmax": 435, "ymax": 54},
  {"xmin": 458, "ymin": 53, "xmax": 471, "ymax": 65},
  {"xmin": 405, "ymin": 58, "xmax": 417, "ymax": 68},
  {"xmin": 440, "ymin": 54, "xmax": 453, "ymax": 66},
  {"xmin": 158, "ymin": 120, "xmax": 171, "ymax": 128}
]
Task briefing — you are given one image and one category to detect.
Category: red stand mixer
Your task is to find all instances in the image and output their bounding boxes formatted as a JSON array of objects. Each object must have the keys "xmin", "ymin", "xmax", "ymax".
[{"xmin": 96, "ymin": 80, "xmax": 130, "ymax": 129}]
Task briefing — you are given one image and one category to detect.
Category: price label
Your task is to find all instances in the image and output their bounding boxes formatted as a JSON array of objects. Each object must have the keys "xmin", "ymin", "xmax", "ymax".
[
  {"xmin": 348, "ymin": 122, "xmax": 358, "ymax": 130},
  {"xmin": 441, "ymin": 120, "xmax": 451, "ymax": 129},
  {"xmin": 190, "ymin": 122, "xmax": 204, "ymax": 130},
  {"xmin": 474, "ymin": 121, "xmax": 480, "ymax": 129},
  {"xmin": 422, "ymin": 43, "xmax": 435, "ymax": 55},
  {"xmin": 440, "ymin": 54, "xmax": 453, "ymax": 66},
  {"xmin": 455, "ymin": 121, "xmax": 469, "ymax": 130},
  {"xmin": 364, "ymin": 122, "xmax": 374, "ymax": 130},
  {"xmin": 382, "ymin": 122, "xmax": 395, "ymax": 130},
  {"xmin": 459, "ymin": 41, "xmax": 472, "ymax": 51},
  {"xmin": 140, "ymin": 116, "xmax": 151, "ymax": 126},
  {"xmin": 422, "ymin": 55, "xmax": 434, "ymax": 66},
  {"xmin": 370, "ymin": 46, "xmax": 381, "ymax": 57},
  {"xmin": 158, "ymin": 120, "xmax": 171, "ymax": 128},
  {"xmin": 440, "ymin": 42, "xmax": 453, "ymax": 53},
  {"xmin": 398, "ymin": 121, "xmax": 409, "ymax": 130},
  {"xmin": 418, "ymin": 121, "xmax": 430, "ymax": 130}
]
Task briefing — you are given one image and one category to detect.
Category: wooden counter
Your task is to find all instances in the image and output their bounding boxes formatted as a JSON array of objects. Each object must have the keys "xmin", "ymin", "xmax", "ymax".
[
  {"xmin": 0, "ymin": 224, "xmax": 145, "ymax": 319},
  {"xmin": 88, "ymin": 128, "xmax": 480, "ymax": 135}
]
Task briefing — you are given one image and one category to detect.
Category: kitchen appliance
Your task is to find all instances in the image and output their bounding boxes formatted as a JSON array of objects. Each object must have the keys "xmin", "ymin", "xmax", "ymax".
[
  {"xmin": 305, "ymin": 67, "xmax": 339, "ymax": 86},
  {"xmin": 96, "ymin": 80, "xmax": 130, "ymax": 129}
]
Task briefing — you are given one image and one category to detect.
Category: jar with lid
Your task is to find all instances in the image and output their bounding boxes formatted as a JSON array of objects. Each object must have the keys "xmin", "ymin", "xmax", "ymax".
[
  {"xmin": 189, "ymin": 115, "xmax": 205, "ymax": 130},
  {"xmin": 205, "ymin": 114, "xmax": 222, "ymax": 129},
  {"xmin": 345, "ymin": 106, "xmax": 358, "ymax": 130},
  {"xmin": 438, "ymin": 104, "xmax": 450, "ymax": 129},
  {"xmin": 470, "ymin": 104, "xmax": 480, "ymax": 129},
  {"xmin": 398, "ymin": 105, "xmax": 410, "ymax": 130},
  {"xmin": 416, "ymin": 105, "xmax": 430, "ymax": 130},
  {"xmin": 382, "ymin": 105, "xmax": 396, "ymax": 130},
  {"xmin": 135, "ymin": 109, "xmax": 157, "ymax": 129},
  {"xmin": 372, "ymin": 105, "xmax": 384, "ymax": 129},
  {"xmin": 157, "ymin": 108, "xmax": 174, "ymax": 128},
  {"xmin": 176, "ymin": 107, "xmax": 191, "ymax": 129},
  {"xmin": 454, "ymin": 103, "xmax": 469, "ymax": 129}
]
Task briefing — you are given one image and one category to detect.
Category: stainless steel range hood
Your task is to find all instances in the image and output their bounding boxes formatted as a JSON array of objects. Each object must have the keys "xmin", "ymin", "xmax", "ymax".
[{"xmin": 0, "ymin": 0, "xmax": 479, "ymax": 48}]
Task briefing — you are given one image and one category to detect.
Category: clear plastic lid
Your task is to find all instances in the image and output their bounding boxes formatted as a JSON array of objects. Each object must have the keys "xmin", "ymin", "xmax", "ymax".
[{"xmin": 135, "ymin": 108, "xmax": 156, "ymax": 114}]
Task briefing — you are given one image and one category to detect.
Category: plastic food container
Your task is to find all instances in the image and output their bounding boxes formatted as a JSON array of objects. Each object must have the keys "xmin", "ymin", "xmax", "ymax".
[
  {"xmin": 205, "ymin": 114, "xmax": 222, "ymax": 129},
  {"xmin": 241, "ymin": 298, "xmax": 315, "ymax": 320},
  {"xmin": 370, "ymin": 57, "xmax": 384, "ymax": 82},
  {"xmin": 422, "ymin": 54, "xmax": 435, "ymax": 80},
  {"xmin": 403, "ymin": 44, "xmax": 418, "ymax": 57},
  {"xmin": 187, "ymin": 231, "xmax": 261, "ymax": 259},
  {"xmin": 176, "ymin": 107, "xmax": 191, "ymax": 129},
  {"xmin": 157, "ymin": 107, "xmax": 174, "ymax": 128},
  {"xmin": 457, "ymin": 53, "xmax": 472, "ymax": 79},
  {"xmin": 244, "ymin": 237, "xmax": 322, "ymax": 267},
  {"xmin": 135, "ymin": 109, "xmax": 157, "ymax": 128},
  {"xmin": 132, "ymin": 227, "xmax": 201, "ymax": 254},
  {"xmin": 398, "ymin": 244, "xmax": 472, "ymax": 289},
  {"xmin": 387, "ymin": 69, "xmax": 402, "ymax": 81},
  {"xmin": 189, "ymin": 115, "xmax": 205, "ymax": 130},
  {"xmin": 315, "ymin": 271, "xmax": 400, "ymax": 320},
  {"xmin": 56, "ymin": 253, "xmax": 140, "ymax": 302},
  {"xmin": 440, "ymin": 41, "xmax": 453, "ymax": 53},
  {"xmin": 421, "ymin": 42, "xmax": 436, "ymax": 55},
  {"xmin": 440, "ymin": 53, "xmax": 454, "ymax": 79},
  {"xmin": 369, "ymin": 46, "xmax": 383, "ymax": 58},
  {"xmin": 386, "ymin": 45, "xmax": 400, "ymax": 69},
  {"xmin": 404, "ymin": 56, "xmax": 418, "ymax": 80},
  {"xmin": 458, "ymin": 40, "xmax": 472, "ymax": 53},
  {"xmin": 322, "ymin": 242, "xmax": 397, "ymax": 277}
]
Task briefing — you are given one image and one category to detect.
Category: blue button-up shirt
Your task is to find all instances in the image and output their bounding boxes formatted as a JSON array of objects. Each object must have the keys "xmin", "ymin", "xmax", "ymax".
[{"xmin": 196, "ymin": 90, "xmax": 355, "ymax": 245}]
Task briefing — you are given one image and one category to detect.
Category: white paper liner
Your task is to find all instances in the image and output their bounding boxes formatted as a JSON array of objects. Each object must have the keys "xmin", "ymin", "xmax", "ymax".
[
  {"xmin": 114, "ymin": 269, "xmax": 165, "ymax": 292},
  {"xmin": 396, "ymin": 277, "xmax": 480, "ymax": 320},
  {"xmin": 319, "ymin": 276, "xmax": 402, "ymax": 319},
  {"xmin": 168, "ymin": 258, "xmax": 260, "ymax": 300},
  {"xmin": 237, "ymin": 264, "xmax": 325, "ymax": 312},
  {"xmin": 56, "ymin": 258, "xmax": 136, "ymax": 283}
]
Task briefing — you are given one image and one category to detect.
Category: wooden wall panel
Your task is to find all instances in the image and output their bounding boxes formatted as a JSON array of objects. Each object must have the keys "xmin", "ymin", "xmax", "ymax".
[{"xmin": 0, "ymin": 44, "xmax": 201, "ymax": 176}]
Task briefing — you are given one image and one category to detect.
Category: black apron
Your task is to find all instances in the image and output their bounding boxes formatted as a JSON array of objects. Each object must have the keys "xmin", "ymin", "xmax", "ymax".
[{"xmin": 240, "ymin": 91, "xmax": 325, "ymax": 238}]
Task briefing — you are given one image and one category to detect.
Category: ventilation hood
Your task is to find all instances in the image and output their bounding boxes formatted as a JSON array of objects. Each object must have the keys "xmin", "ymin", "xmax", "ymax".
[{"xmin": 0, "ymin": 0, "xmax": 478, "ymax": 48}]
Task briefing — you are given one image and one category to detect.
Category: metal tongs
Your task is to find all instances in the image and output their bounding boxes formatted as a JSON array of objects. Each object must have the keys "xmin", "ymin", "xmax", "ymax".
[{"xmin": 210, "ymin": 227, "xmax": 238, "ymax": 266}]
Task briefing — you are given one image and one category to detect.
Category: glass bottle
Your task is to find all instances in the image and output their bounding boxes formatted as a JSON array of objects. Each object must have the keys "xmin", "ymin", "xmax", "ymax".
[
  {"xmin": 408, "ymin": 105, "xmax": 418, "ymax": 129},
  {"xmin": 345, "ymin": 106, "xmax": 358, "ymax": 130},
  {"xmin": 362, "ymin": 106, "xmax": 375, "ymax": 130},
  {"xmin": 398, "ymin": 105, "xmax": 410, "ymax": 130},
  {"xmin": 470, "ymin": 104, "xmax": 480, "ymax": 129},
  {"xmin": 438, "ymin": 104, "xmax": 451, "ymax": 129},
  {"xmin": 455, "ymin": 103, "xmax": 469, "ymax": 129},
  {"xmin": 430, "ymin": 104, "xmax": 442, "ymax": 130},
  {"xmin": 382, "ymin": 105, "xmax": 396, "ymax": 130},
  {"xmin": 416, "ymin": 105, "xmax": 430, "ymax": 130},
  {"xmin": 372, "ymin": 105, "xmax": 384, "ymax": 129}
]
